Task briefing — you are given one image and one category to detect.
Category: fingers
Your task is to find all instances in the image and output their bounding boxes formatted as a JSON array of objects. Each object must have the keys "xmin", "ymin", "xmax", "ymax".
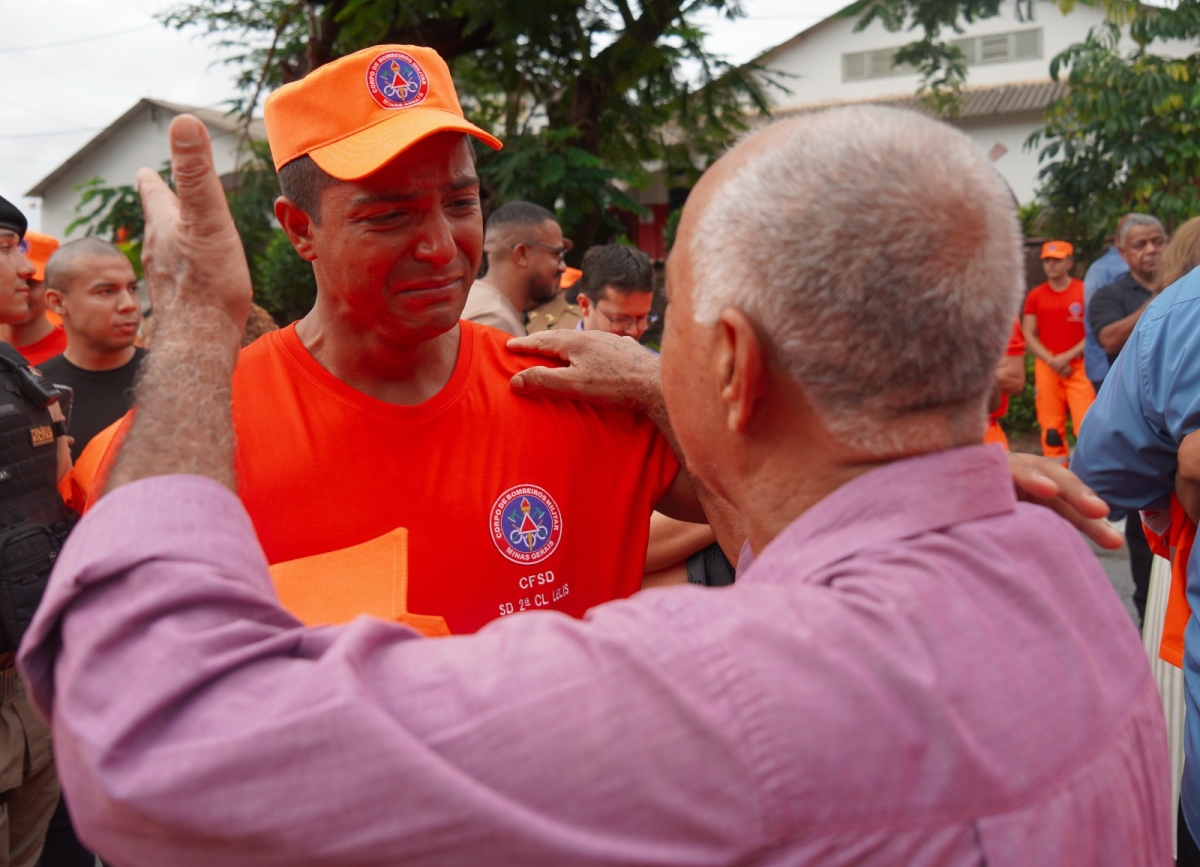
[
  {"xmin": 1006, "ymin": 452, "xmax": 1058, "ymax": 500},
  {"xmin": 510, "ymin": 365, "xmax": 578, "ymax": 398},
  {"xmin": 506, "ymin": 331, "xmax": 583, "ymax": 359},
  {"xmin": 137, "ymin": 166, "xmax": 178, "ymax": 231},
  {"xmin": 167, "ymin": 115, "xmax": 234, "ymax": 234},
  {"xmin": 1034, "ymin": 458, "xmax": 1110, "ymax": 520}
]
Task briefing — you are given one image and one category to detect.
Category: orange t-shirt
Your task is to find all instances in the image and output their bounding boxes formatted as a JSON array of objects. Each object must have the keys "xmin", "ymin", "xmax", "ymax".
[
  {"xmin": 1023, "ymin": 279, "xmax": 1086, "ymax": 355},
  {"xmin": 230, "ymin": 320, "xmax": 679, "ymax": 635},
  {"xmin": 19, "ymin": 327, "xmax": 67, "ymax": 367}
]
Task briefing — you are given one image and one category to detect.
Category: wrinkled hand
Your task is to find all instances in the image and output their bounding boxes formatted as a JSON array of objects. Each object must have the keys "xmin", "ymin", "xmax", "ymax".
[
  {"xmin": 507, "ymin": 330, "xmax": 661, "ymax": 413},
  {"xmin": 137, "ymin": 115, "xmax": 251, "ymax": 336},
  {"xmin": 1007, "ymin": 451, "xmax": 1122, "ymax": 549}
]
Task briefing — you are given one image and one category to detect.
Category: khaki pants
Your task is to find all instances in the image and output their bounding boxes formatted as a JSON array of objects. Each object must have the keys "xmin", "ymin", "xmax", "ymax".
[{"xmin": 0, "ymin": 673, "xmax": 58, "ymax": 867}]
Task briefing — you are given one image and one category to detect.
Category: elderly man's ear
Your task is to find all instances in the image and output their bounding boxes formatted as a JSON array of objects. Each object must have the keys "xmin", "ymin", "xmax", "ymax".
[{"xmin": 715, "ymin": 308, "xmax": 768, "ymax": 433}]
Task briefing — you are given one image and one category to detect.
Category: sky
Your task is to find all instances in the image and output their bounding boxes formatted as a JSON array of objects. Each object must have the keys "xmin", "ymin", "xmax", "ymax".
[{"xmin": 0, "ymin": 0, "xmax": 846, "ymax": 229}]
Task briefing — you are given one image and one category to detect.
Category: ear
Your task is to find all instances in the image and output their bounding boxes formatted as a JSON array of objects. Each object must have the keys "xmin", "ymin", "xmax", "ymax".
[
  {"xmin": 275, "ymin": 197, "xmax": 318, "ymax": 262},
  {"xmin": 44, "ymin": 286, "xmax": 67, "ymax": 317},
  {"xmin": 511, "ymin": 242, "xmax": 532, "ymax": 268},
  {"xmin": 715, "ymin": 307, "xmax": 767, "ymax": 434},
  {"xmin": 576, "ymin": 294, "xmax": 591, "ymax": 315}
]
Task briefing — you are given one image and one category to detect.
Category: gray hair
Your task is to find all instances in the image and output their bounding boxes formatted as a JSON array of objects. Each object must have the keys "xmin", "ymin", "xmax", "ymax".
[
  {"xmin": 1117, "ymin": 213, "xmax": 1164, "ymax": 247},
  {"xmin": 690, "ymin": 106, "xmax": 1022, "ymax": 454}
]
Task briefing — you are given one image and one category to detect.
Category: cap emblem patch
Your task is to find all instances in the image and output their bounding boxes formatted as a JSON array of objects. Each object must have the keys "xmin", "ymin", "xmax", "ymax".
[{"xmin": 366, "ymin": 51, "xmax": 429, "ymax": 110}]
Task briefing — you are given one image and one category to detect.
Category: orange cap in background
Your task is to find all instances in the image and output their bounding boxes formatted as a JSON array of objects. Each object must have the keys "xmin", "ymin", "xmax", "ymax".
[
  {"xmin": 1040, "ymin": 240, "xmax": 1074, "ymax": 259},
  {"xmin": 18, "ymin": 231, "xmax": 58, "ymax": 282},
  {"xmin": 560, "ymin": 267, "xmax": 582, "ymax": 290},
  {"xmin": 264, "ymin": 45, "xmax": 502, "ymax": 180}
]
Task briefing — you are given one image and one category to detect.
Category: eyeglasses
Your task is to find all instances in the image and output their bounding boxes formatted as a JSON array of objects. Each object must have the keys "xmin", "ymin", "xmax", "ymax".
[
  {"xmin": 593, "ymin": 304, "xmax": 659, "ymax": 332},
  {"xmin": 513, "ymin": 239, "xmax": 574, "ymax": 262}
]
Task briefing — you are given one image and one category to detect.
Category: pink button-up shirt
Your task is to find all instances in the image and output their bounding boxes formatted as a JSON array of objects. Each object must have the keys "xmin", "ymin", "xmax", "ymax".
[{"xmin": 20, "ymin": 445, "xmax": 1170, "ymax": 865}]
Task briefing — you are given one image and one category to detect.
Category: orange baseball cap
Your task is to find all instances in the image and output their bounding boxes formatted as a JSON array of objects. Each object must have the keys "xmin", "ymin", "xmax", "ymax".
[
  {"xmin": 560, "ymin": 267, "xmax": 583, "ymax": 290},
  {"xmin": 1040, "ymin": 240, "xmax": 1074, "ymax": 259},
  {"xmin": 18, "ymin": 231, "xmax": 59, "ymax": 282},
  {"xmin": 264, "ymin": 45, "xmax": 502, "ymax": 180}
]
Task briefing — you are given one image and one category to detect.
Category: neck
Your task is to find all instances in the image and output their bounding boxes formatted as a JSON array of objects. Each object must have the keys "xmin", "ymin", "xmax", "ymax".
[
  {"xmin": 1130, "ymin": 269, "xmax": 1154, "ymax": 290},
  {"xmin": 294, "ymin": 302, "xmax": 460, "ymax": 405},
  {"xmin": 64, "ymin": 339, "xmax": 136, "ymax": 372},
  {"xmin": 480, "ymin": 265, "xmax": 529, "ymax": 313},
  {"xmin": 10, "ymin": 316, "xmax": 54, "ymax": 349},
  {"xmin": 731, "ymin": 397, "xmax": 983, "ymax": 554},
  {"xmin": 1048, "ymin": 274, "xmax": 1072, "ymax": 291}
]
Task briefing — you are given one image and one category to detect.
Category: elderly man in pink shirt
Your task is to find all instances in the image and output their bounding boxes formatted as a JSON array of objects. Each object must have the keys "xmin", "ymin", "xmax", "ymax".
[{"xmin": 18, "ymin": 104, "xmax": 1168, "ymax": 865}]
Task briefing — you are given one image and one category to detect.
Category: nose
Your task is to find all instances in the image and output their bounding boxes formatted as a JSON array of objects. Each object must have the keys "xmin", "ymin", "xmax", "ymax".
[
  {"xmin": 14, "ymin": 251, "xmax": 34, "ymax": 281},
  {"xmin": 117, "ymin": 288, "xmax": 139, "ymax": 312},
  {"xmin": 413, "ymin": 209, "xmax": 457, "ymax": 267}
]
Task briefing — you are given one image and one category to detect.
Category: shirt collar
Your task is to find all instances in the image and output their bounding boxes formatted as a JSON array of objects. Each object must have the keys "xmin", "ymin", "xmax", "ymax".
[{"xmin": 742, "ymin": 444, "xmax": 1017, "ymax": 585}]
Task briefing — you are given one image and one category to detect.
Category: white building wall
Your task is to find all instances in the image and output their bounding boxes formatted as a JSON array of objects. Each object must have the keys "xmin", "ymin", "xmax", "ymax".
[
  {"xmin": 765, "ymin": 0, "xmax": 1112, "ymax": 111},
  {"xmin": 956, "ymin": 114, "xmax": 1044, "ymax": 203},
  {"xmin": 38, "ymin": 104, "xmax": 246, "ymax": 241}
]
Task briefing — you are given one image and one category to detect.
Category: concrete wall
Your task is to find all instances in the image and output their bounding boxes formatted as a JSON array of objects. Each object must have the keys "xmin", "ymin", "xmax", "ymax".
[
  {"xmin": 764, "ymin": 0, "xmax": 1113, "ymax": 111},
  {"xmin": 37, "ymin": 103, "xmax": 247, "ymax": 241}
]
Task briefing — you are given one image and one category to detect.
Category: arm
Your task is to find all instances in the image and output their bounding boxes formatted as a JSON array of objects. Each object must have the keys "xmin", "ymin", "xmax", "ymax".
[
  {"xmin": 1073, "ymin": 291, "xmax": 1195, "ymax": 516},
  {"xmin": 19, "ymin": 115, "xmax": 767, "ymax": 867},
  {"xmin": 1022, "ymin": 313, "xmax": 1072, "ymax": 377},
  {"xmin": 1021, "ymin": 312, "xmax": 1055, "ymax": 367},
  {"xmin": 1094, "ymin": 298, "xmax": 1149, "ymax": 357},
  {"xmin": 996, "ymin": 354, "xmax": 1025, "ymax": 397},
  {"xmin": 508, "ymin": 331, "xmax": 746, "ymax": 550},
  {"xmin": 1178, "ymin": 431, "xmax": 1200, "ymax": 524},
  {"xmin": 1061, "ymin": 337, "xmax": 1087, "ymax": 362},
  {"xmin": 644, "ymin": 512, "xmax": 714, "ymax": 574}
]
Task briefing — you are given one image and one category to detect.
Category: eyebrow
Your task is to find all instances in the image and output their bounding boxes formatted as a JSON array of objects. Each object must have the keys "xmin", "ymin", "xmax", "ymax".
[
  {"xmin": 351, "ymin": 174, "xmax": 481, "ymax": 207},
  {"xmin": 0, "ymin": 230, "xmax": 17, "ymax": 243}
]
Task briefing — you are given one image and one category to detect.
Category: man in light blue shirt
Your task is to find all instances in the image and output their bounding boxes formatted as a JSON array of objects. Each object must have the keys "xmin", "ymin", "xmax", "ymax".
[
  {"xmin": 1082, "ymin": 219, "xmax": 1132, "ymax": 390},
  {"xmin": 1072, "ymin": 265, "xmax": 1200, "ymax": 853}
]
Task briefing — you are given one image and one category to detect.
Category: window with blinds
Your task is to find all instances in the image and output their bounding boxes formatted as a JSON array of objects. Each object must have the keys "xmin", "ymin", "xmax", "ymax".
[{"xmin": 842, "ymin": 28, "xmax": 1042, "ymax": 81}]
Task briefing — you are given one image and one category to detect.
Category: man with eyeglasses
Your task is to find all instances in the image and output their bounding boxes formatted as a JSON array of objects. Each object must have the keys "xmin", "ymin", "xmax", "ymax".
[
  {"xmin": 575, "ymin": 245, "xmax": 659, "ymax": 341},
  {"xmin": 461, "ymin": 201, "xmax": 570, "ymax": 337}
]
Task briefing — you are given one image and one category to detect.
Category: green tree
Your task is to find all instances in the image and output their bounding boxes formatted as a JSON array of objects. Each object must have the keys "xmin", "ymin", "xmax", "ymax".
[
  {"xmin": 160, "ymin": 0, "xmax": 779, "ymax": 253},
  {"xmin": 1029, "ymin": 12, "xmax": 1200, "ymax": 255}
]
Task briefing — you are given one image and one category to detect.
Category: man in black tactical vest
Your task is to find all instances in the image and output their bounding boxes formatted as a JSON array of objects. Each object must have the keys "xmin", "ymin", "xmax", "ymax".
[{"xmin": 0, "ymin": 195, "xmax": 75, "ymax": 867}]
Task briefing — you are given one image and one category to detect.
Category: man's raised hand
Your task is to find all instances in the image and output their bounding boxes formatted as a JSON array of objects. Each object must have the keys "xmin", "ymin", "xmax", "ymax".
[{"xmin": 137, "ymin": 114, "xmax": 251, "ymax": 336}]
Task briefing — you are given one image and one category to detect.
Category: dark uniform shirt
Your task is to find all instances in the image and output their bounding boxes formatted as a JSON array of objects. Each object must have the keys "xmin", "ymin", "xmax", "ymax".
[
  {"xmin": 1088, "ymin": 273, "xmax": 1152, "ymax": 365},
  {"xmin": 38, "ymin": 349, "xmax": 145, "ymax": 461}
]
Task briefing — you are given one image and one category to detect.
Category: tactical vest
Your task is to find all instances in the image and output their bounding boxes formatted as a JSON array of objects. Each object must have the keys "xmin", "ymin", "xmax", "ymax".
[{"xmin": 0, "ymin": 343, "xmax": 74, "ymax": 653}]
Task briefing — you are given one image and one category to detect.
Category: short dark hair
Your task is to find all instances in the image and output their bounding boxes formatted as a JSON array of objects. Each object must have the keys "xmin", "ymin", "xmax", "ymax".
[
  {"xmin": 44, "ymin": 237, "xmax": 127, "ymax": 293},
  {"xmin": 577, "ymin": 245, "xmax": 654, "ymax": 301},
  {"xmin": 485, "ymin": 201, "xmax": 556, "ymax": 236},
  {"xmin": 277, "ymin": 155, "xmax": 336, "ymax": 224}
]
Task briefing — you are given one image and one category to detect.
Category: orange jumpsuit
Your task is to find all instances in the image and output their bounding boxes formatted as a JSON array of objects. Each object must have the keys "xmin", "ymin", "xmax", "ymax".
[{"xmin": 1023, "ymin": 279, "xmax": 1095, "ymax": 460}]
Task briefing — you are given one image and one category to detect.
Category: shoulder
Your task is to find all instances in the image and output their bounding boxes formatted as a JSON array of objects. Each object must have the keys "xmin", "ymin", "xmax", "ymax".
[
  {"xmin": 1024, "ymin": 284, "xmax": 1048, "ymax": 305},
  {"xmin": 527, "ymin": 296, "xmax": 582, "ymax": 333},
  {"xmin": 467, "ymin": 321, "xmax": 565, "ymax": 379},
  {"xmin": 34, "ymin": 354, "xmax": 70, "ymax": 378},
  {"xmin": 232, "ymin": 327, "xmax": 294, "ymax": 393}
]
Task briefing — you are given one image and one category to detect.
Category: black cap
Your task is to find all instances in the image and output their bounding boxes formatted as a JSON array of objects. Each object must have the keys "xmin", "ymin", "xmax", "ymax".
[{"xmin": 0, "ymin": 196, "xmax": 26, "ymax": 240}]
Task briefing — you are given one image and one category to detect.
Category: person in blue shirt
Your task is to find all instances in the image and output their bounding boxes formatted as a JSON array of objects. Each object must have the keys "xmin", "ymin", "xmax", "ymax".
[
  {"xmin": 1072, "ymin": 265, "xmax": 1200, "ymax": 862},
  {"xmin": 1082, "ymin": 216, "xmax": 1132, "ymax": 392}
]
